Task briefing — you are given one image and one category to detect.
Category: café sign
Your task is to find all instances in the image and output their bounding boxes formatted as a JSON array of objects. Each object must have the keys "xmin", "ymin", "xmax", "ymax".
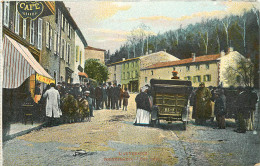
[{"xmin": 17, "ymin": 1, "xmax": 44, "ymax": 20}]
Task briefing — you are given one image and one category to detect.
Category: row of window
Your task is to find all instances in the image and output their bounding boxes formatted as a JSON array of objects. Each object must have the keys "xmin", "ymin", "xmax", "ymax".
[
  {"xmin": 122, "ymin": 71, "xmax": 138, "ymax": 80},
  {"xmin": 172, "ymin": 64, "xmax": 210, "ymax": 72},
  {"xmin": 4, "ymin": 2, "xmax": 43, "ymax": 49},
  {"xmin": 184, "ymin": 75, "xmax": 211, "ymax": 83},
  {"xmin": 3, "ymin": 2, "xmax": 73, "ymax": 64},
  {"xmin": 122, "ymin": 61, "xmax": 138, "ymax": 69}
]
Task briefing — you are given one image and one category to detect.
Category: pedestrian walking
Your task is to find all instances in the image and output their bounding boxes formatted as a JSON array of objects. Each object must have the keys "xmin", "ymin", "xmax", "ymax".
[
  {"xmin": 101, "ymin": 83, "xmax": 108, "ymax": 109},
  {"xmin": 134, "ymin": 86, "xmax": 152, "ymax": 126},
  {"xmin": 95, "ymin": 84, "xmax": 102, "ymax": 110},
  {"xmin": 43, "ymin": 83, "xmax": 61, "ymax": 126},
  {"xmin": 214, "ymin": 89, "xmax": 226, "ymax": 129},
  {"xmin": 86, "ymin": 83, "xmax": 95, "ymax": 109},
  {"xmin": 111, "ymin": 83, "xmax": 120, "ymax": 110},
  {"xmin": 118, "ymin": 84, "xmax": 123, "ymax": 108},
  {"xmin": 194, "ymin": 82, "xmax": 212, "ymax": 125},
  {"xmin": 122, "ymin": 88, "xmax": 130, "ymax": 111},
  {"xmin": 84, "ymin": 91, "xmax": 94, "ymax": 117},
  {"xmin": 107, "ymin": 82, "xmax": 113, "ymax": 109}
]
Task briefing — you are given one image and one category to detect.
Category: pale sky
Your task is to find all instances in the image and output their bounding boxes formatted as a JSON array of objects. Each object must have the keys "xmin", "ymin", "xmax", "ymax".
[{"xmin": 64, "ymin": 1, "xmax": 257, "ymax": 53}]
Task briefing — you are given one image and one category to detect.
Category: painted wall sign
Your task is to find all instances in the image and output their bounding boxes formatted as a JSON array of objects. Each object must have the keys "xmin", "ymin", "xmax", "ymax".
[
  {"xmin": 36, "ymin": 73, "xmax": 55, "ymax": 85},
  {"xmin": 17, "ymin": 1, "xmax": 44, "ymax": 20}
]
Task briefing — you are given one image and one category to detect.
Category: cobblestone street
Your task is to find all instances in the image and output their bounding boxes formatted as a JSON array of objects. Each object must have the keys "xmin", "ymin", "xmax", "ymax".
[{"xmin": 3, "ymin": 94, "xmax": 260, "ymax": 166}]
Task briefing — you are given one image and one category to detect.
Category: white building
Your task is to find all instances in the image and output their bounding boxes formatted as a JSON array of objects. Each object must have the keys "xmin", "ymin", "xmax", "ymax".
[{"xmin": 72, "ymin": 29, "xmax": 88, "ymax": 84}]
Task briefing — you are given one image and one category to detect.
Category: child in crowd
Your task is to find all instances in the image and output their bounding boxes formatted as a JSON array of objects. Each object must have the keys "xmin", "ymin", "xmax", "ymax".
[{"xmin": 122, "ymin": 88, "xmax": 130, "ymax": 111}]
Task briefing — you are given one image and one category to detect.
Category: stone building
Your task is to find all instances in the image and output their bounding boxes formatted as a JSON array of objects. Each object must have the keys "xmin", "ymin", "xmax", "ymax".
[
  {"xmin": 142, "ymin": 48, "xmax": 245, "ymax": 87},
  {"xmin": 55, "ymin": 2, "xmax": 77, "ymax": 84},
  {"xmin": 107, "ymin": 51, "xmax": 179, "ymax": 92},
  {"xmin": 85, "ymin": 46, "xmax": 106, "ymax": 64}
]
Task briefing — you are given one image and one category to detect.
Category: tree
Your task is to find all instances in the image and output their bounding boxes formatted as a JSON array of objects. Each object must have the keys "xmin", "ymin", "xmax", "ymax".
[
  {"xmin": 224, "ymin": 57, "xmax": 255, "ymax": 87},
  {"xmin": 84, "ymin": 59, "xmax": 109, "ymax": 83}
]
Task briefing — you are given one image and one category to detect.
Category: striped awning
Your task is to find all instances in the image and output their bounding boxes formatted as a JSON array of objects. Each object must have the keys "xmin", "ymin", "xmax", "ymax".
[
  {"xmin": 2, "ymin": 35, "xmax": 53, "ymax": 89},
  {"xmin": 78, "ymin": 72, "xmax": 88, "ymax": 78}
]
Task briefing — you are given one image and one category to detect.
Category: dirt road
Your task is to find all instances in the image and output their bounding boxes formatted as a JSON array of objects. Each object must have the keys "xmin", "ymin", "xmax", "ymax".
[{"xmin": 3, "ymin": 94, "xmax": 260, "ymax": 166}]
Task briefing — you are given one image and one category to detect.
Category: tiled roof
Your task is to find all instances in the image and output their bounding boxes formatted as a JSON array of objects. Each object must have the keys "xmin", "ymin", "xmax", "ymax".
[
  {"xmin": 145, "ymin": 54, "xmax": 221, "ymax": 69},
  {"xmin": 85, "ymin": 46, "xmax": 106, "ymax": 52}
]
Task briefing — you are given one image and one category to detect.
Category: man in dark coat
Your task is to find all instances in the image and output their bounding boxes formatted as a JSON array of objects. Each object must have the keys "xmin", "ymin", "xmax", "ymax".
[
  {"xmin": 107, "ymin": 82, "xmax": 113, "ymax": 109},
  {"xmin": 95, "ymin": 84, "xmax": 103, "ymax": 110},
  {"xmin": 111, "ymin": 83, "xmax": 120, "ymax": 110},
  {"xmin": 194, "ymin": 82, "xmax": 212, "ymax": 125},
  {"xmin": 86, "ymin": 83, "xmax": 95, "ymax": 109},
  {"xmin": 101, "ymin": 83, "xmax": 108, "ymax": 109},
  {"xmin": 214, "ymin": 89, "xmax": 226, "ymax": 129},
  {"xmin": 118, "ymin": 84, "xmax": 123, "ymax": 108},
  {"xmin": 235, "ymin": 87, "xmax": 251, "ymax": 133}
]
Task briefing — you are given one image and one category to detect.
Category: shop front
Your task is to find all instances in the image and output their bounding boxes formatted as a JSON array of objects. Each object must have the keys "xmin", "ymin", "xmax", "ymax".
[{"xmin": 2, "ymin": 35, "xmax": 54, "ymax": 137}]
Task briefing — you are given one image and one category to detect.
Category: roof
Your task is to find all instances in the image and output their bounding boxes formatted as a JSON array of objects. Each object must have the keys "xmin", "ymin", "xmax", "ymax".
[
  {"xmin": 106, "ymin": 51, "xmax": 177, "ymax": 66},
  {"xmin": 107, "ymin": 57, "xmax": 140, "ymax": 66},
  {"xmin": 85, "ymin": 46, "xmax": 106, "ymax": 52},
  {"xmin": 76, "ymin": 29, "xmax": 88, "ymax": 47},
  {"xmin": 56, "ymin": 2, "xmax": 79, "ymax": 30},
  {"xmin": 145, "ymin": 54, "xmax": 221, "ymax": 70}
]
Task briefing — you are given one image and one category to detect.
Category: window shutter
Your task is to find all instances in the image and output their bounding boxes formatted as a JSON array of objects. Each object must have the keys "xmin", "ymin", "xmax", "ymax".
[
  {"xmin": 209, "ymin": 75, "xmax": 211, "ymax": 82},
  {"xmin": 23, "ymin": 19, "xmax": 26, "ymax": 39},
  {"xmin": 203, "ymin": 75, "xmax": 206, "ymax": 82},
  {"xmin": 46, "ymin": 22, "xmax": 50, "ymax": 48},
  {"xmin": 54, "ymin": 30, "xmax": 57, "ymax": 54},
  {"xmin": 193, "ymin": 76, "xmax": 196, "ymax": 83},
  {"xmin": 80, "ymin": 51, "xmax": 82, "ymax": 65},
  {"xmin": 4, "ymin": 2, "xmax": 10, "ymax": 27},
  {"xmin": 30, "ymin": 20, "xmax": 35, "ymax": 44},
  {"xmin": 15, "ymin": 2, "xmax": 20, "ymax": 34},
  {"xmin": 50, "ymin": 28, "xmax": 53, "ymax": 50},
  {"xmin": 76, "ymin": 46, "xmax": 79, "ymax": 62},
  {"xmin": 38, "ymin": 18, "xmax": 43, "ymax": 50}
]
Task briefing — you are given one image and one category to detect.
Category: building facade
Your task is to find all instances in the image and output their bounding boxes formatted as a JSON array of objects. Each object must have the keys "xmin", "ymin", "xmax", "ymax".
[
  {"xmin": 85, "ymin": 46, "xmax": 106, "ymax": 64},
  {"xmin": 142, "ymin": 49, "xmax": 245, "ymax": 88},
  {"xmin": 107, "ymin": 51, "xmax": 179, "ymax": 92},
  {"xmin": 72, "ymin": 29, "xmax": 88, "ymax": 84}
]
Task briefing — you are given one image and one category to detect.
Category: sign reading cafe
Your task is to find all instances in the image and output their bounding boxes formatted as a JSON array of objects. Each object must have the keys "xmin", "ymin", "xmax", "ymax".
[{"xmin": 17, "ymin": 1, "xmax": 44, "ymax": 20}]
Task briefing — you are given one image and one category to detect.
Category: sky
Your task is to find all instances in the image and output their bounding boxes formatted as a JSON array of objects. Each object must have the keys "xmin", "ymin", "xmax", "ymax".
[{"xmin": 64, "ymin": 1, "xmax": 258, "ymax": 53}]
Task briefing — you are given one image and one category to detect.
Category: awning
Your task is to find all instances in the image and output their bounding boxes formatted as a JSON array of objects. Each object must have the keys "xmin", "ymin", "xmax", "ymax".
[
  {"xmin": 78, "ymin": 72, "xmax": 88, "ymax": 78},
  {"xmin": 2, "ymin": 35, "xmax": 54, "ymax": 89}
]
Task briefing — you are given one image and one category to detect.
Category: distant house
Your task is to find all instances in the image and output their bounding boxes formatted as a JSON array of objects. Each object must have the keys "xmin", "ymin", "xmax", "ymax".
[
  {"xmin": 107, "ymin": 51, "xmax": 179, "ymax": 92},
  {"xmin": 142, "ymin": 48, "xmax": 245, "ymax": 87},
  {"xmin": 85, "ymin": 46, "xmax": 106, "ymax": 64}
]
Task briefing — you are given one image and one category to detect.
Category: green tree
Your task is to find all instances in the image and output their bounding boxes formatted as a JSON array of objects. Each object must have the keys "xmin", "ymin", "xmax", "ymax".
[{"xmin": 84, "ymin": 59, "xmax": 109, "ymax": 83}]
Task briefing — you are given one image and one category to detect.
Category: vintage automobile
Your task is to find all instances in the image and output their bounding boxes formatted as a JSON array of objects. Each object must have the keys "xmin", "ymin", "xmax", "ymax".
[{"xmin": 150, "ymin": 79, "xmax": 193, "ymax": 130}]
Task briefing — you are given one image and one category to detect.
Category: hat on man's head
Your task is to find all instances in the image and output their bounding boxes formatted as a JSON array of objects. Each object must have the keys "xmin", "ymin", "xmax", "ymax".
[
  {"xmin": 141, "ymin": 86, "xmax": 149, "ymax": 92},
  {"xmin": 84, "ymin": 91, "xmax": 90, "ymax": 94},
  {"xmin": 199, "ymin": 82, "xmax": 205, "ymax": 86}
]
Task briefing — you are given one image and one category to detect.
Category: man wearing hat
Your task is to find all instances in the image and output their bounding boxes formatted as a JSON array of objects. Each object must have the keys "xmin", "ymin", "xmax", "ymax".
[
  {"xmin": 194, "ymin": 82, "xmax": 212, "ymax": 125},
  {"xmin": 101, "ymin": 83, "xmax": 108, "ymax": 109},
  {"xmin": 84, "ymin": 91, "xmax": 94, "ymax": 117}
]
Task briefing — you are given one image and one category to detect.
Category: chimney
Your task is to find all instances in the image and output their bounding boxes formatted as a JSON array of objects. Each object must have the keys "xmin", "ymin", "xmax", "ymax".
[
  {"xmin": 149, "ymin": 50, "xmax": 152, "ymax": 54},
  {"xmin": 220, "ymin": 50, "xmax": 225, "ymax": 57},
  {"xmin": 67, "ymin": 7, "xmax": 71, "ymax": 12},
  {"xmin": 228, "ymin": 47, "xmax": 234, "ymax": 53},
  {"xmin": 191, "ymin": 53, "xmax": 196, "ymax": 62},
  {"xmin": 122, "ymin": 58, "xmax": 125, "ymax": 61}
]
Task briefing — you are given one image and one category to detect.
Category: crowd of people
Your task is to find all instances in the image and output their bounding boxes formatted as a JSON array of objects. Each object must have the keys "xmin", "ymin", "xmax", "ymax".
[
  {"xmin": 192, "ymin": 83, "xmax": 258, "ymax": 133},
  {"xmin": 133, "ymin": 82, "xmax": 259, "ymax": 133},
  {"xmin": 36, "ymin": 82, "xmax": 130, "ymax": 127}
]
